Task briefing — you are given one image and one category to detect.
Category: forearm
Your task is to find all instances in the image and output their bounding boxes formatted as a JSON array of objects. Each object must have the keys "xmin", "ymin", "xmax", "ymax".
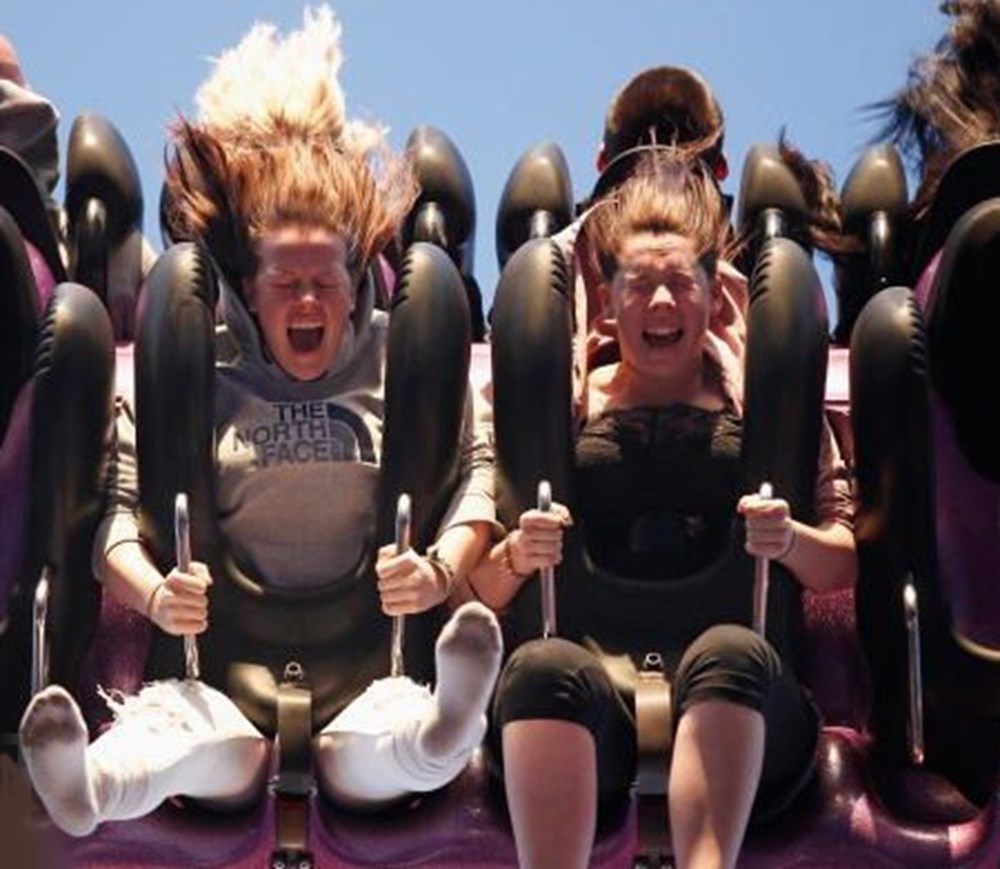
[
  {"xmin": 782, "ymin": 520, "xmax": 856, "ymax": 594},
  {"xmin": 431, "ymin": 520, "xmax": 493, "ymax": 606},
  {"xmin": 464, "ymin": 533, "xmax": 530, "ymax": 612},
  {"xmin": 103, "ymin": 540, "xmax": 167, "ymax": 620}
]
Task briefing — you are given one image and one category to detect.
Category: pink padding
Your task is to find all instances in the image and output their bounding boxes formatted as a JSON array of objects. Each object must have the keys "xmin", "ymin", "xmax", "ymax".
[
  {"xmin": 114, "ymin": 343, "xmax": 135, "ymax": 407},
  {"xmin": 800, "ymin": 588, "xmax": 869, "ymax": 729},
  {"xmin": 24, "ymin": 239, "xmax": 54, "ymax": 309},
  {"xmin": 470, "ymin": 342, "xmax": 491, "ymax": 393},
  {"xmin": 378, "ymin": 254, "xmax": 396, "ymax": 301},
  {"xmin": 914, "ymin": 249, "xmax": 943, "ymax": 310},
  {"xmin": 0, "ymin": 381, "xmax": 33, "ymax": 623},
  {"xmin": 825, "ymin": 348, "xmax": 850, "ymax": 410}
]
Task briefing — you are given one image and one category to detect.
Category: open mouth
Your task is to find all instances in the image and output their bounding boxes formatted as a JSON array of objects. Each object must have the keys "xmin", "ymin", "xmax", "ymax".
[
  {"xmin": 287, "ymin": 323, "xmax": 325, "ymax": 353},
  {"xmin": 643, "ymin": 327, "xmax": 682, "ymax": 348}
]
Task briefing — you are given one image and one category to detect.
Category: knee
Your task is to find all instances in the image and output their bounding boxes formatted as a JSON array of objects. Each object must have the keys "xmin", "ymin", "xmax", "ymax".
[
  {"xmin": 673, "ymin": 624, "xmax": 782, "ymax": 718},
  {"xmin": 214, "ymin": 733, "xmax": 270, "ymax": 797},
  {"xmin": 493, "ymin": 639, "xmax": 608, "ymax": 734}
]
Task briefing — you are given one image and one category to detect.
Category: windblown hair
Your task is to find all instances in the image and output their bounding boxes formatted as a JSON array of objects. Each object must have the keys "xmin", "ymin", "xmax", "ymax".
[
  {"xmin": 586, "ymin": 151, "xmax": 735, "ymax": 281},
  {"xmin": 875, "ymin": 0, "xmax": 1000, "ymax": 215},
  {"xmin": 775, "ymin": 131, "xmax": 856, "ymax": 256},
  {"xmin": 163, "ymin": 5, "xmax": 417, "ymax": 291}
]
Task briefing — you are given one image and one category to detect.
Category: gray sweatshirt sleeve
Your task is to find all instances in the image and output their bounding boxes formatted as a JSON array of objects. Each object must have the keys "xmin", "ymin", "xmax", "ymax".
[
  {"xmin": 91, "ymin": 396, "xmax": 143, "ymax": 581},
  {"xmin": 434, "ymin": 384, "xmax": 501, "ymax": 539}
]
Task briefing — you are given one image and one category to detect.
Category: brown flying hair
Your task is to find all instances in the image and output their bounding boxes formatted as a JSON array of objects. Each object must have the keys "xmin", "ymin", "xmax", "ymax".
[
  {"xmin": 585, "ymin": 150, "xmax": 736, "ymax": 283},
  {"xmin": 164, "ymin": 121, "xmax": 417, "ymax": 294},
  {"xmin": 874, "ymin": 0, "xmax": 1000, "ymax": 218},
  {"xmin": 160, "ymin": 6, "xmax": 417, "ymax": 295},
  {"xmin": 774, "ymin": 131, "xmax": 857, "ymax": 256}
]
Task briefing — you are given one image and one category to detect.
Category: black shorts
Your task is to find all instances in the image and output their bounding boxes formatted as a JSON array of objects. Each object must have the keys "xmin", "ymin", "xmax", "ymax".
[{"xmin": 488, "ymin": 623, "xmax": 820, "ymax": 824}]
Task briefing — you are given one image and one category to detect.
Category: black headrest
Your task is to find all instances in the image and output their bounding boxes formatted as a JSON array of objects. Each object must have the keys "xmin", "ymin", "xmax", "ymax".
[
  {"xmin": 925, "ymin": 197, "xmax": 1000, "ymax": 481},
  {"xmin": 833, "ymin": 144, "xmax": 909, "ymax": 345},
  {"xmin": 491, "ymin": 238, "xmax": 573, "ymax": 525},
  {"xmin": 135, "ymin": 243, "xmax": 217, "ymax": 569},
  {"xmin": 65, "ymin": 113, "xmax": 143, "ymax": 248},
  {"xmin": 495, "ymin": 141, "xmax": 573, "ymax": 270},
  {"xmin": 913, "ymin": 141, "xmax": 1000, "ymax": 281},
  {"xmin": 840, "ymin": 144, "xmax": 908, "ymax": 232},
  {"xmin": 28, "ymin": 282, "xmax": 113, "ymax": 689},
  {"xmin": 403, "ymin": 125, "xmax": 475, "ymax": 272},
  {"xmin": 0, "ymin": 146, "xmax": 66, "ymax": 283},
  {"xmin": 743, "ymin": 238, "xmax": 828, "ymax": 517},
  {"xmin": 736, "ymin": 144, "xmax": 809, "ymax": 236}
]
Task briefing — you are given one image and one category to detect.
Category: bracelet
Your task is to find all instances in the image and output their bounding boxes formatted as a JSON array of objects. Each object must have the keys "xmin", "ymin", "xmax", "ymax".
[
  {"xmin": 776, "ymin": 527, "xmax": 798, "ymax": 562},
  {"xmin": 425, "ymin": 549, "xmax": 458, "ymax": 596},
  {"xmin": 145, "ymin": 580, "xmax": 167, "ymax": 619},
  {"xmin": 501, "ymin": 535, "xmax": 530, "ymax": 582}
]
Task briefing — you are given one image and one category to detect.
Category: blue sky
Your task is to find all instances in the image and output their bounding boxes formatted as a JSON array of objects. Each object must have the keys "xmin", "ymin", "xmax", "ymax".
[{"xmin": 6, "ymin": 1, "xmax": 946, "ymax": 317}]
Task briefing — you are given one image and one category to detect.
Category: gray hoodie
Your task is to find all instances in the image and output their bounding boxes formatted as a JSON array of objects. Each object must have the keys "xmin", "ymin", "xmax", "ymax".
[{"xmin": 95, "ymin": 268, "xmax": 496, "ymax": 590}]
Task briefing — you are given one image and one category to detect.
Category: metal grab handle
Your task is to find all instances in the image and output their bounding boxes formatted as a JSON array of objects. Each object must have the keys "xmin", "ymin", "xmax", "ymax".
[
  {"xmin": 752, "ymin": 482, "xmax": 773, "ymax": 638},
  {"xmin": 31, "ymin": 566, "xmax": 52, "ymax": 696},
  {"xmin": 903, "ymin": 580, "xmax": 925, "ymax": 766},
  {"xmin": 174, "ymin": 493, "xmax": 201, "ymax": 681},
  {"xmin": 390, "ymin": 493, "xmax": 411, "ymax": 678},
  {"xmin": 537, "ymin": 480, "xmax": 557, "ymax": 639}
]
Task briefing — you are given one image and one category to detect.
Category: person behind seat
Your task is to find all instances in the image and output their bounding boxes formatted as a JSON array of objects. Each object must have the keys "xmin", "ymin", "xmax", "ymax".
[
  {"xmin": 470, "ymin": 154, "xmax": 856, "ymax": 869},
  {"xmin": 0, "ymin": 34, "xmax": 60, "ymax": 228},
  {"xmin": 18, "ymin": 6, "xmax": 502, "ymax": 836}
]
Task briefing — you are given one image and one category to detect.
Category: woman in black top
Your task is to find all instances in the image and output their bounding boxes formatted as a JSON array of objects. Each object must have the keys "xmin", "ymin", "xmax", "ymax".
[{"xmin": 469, "ymin": 154, "xmax": 856, "ymax": 869}]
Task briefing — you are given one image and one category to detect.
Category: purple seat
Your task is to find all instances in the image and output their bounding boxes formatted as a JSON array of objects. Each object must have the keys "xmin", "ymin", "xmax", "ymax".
[
  {"xmin": 36, "ymin": 232, "xmax": 999, "ymax": 867},
  {"xmin": 850, "ymin": 189, "xmax": 1000, "ymax": 846}
]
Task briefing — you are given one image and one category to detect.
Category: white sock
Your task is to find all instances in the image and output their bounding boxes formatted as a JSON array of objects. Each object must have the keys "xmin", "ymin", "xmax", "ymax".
[
  {"xmin": 19, "ymin": 685, "xmax": 101, "ymax": 837},
  {"xmin": 416, "ymin": 601, "xmax": 503, "ymax": 760},
  {"xmin": 314, "ymin": 603, "xmax": 503, "ymax": 806}
]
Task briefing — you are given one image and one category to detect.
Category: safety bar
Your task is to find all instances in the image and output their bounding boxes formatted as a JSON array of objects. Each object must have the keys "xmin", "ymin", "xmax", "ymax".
[
  {"xmin": 31, "ymin": 566, "xmax": 52, "ymax": 697},
  {"xmin": 537, "ymin": 481, "xmax": 557, "ymax": 639},
  {"xmin": 390, "ymin": 493, "xmax": 411, "ymax": 678},
  {"xmin": 175, "ymin": 493, "xmax": 200, "ymax": 681},
  {"xmin": 903, "ymin": 579, "xmax": 925, "ymax": 766},
  {"xmin": 752, "ymin": 482, "xmax": 773, "ymax": 638},
  {"xmin": 868, "ymin": 210, "xmax": 893, "ymax": 289}
]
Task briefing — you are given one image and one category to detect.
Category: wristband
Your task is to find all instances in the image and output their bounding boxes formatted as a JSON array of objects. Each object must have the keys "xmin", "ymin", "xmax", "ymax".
[
  {"xmin": 776, "ymin": 527, "xmax": 797, "ymax": 562},
  {"xmin": 501, "ymin": 535, "xmax": 531, "ymax": 581},
  {"xmin": 425, "ymin": 549, "xmax": 458, "ymax": 595},
  {"xmin": 145, "ymin": 580, "xmax": 167, "ymax": 619}
]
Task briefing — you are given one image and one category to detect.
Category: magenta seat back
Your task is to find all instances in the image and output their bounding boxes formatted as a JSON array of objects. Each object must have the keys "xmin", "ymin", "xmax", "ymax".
[
  {"xmin": 0, "ymin": 383, "xmax": 34, "ymax": 626},
  {"xmin": 916, "ymin": 203, "xmax": 1000, "ymax": 655}
]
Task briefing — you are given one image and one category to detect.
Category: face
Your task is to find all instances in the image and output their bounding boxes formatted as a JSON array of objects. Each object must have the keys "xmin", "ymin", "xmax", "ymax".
[
  {"xmin": 610, "ymin": 231, "xmax": 719, "ymax": 380},
  {"xmin": 245, "ymin": 225, "xmax": 355, "ymax": 382}
]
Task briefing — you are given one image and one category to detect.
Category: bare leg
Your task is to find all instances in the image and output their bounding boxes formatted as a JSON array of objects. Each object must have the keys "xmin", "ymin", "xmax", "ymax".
[
  {"xmin": 502, "ymin": 719, "xmax": 597, "ymax": 869},
  {"xmin": 668, "ymin": 701, "xmax": 765, "ymax": 869}
]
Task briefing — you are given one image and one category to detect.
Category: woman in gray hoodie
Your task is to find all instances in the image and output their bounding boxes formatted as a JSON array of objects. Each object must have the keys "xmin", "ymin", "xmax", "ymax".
[{"xmin": 19, "ymin": 6, "xmax": 502, "ymax": 836}]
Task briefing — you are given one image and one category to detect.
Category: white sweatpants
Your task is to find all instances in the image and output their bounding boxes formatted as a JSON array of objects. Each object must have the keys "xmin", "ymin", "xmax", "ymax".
[{"xmin": 89, "ymin": 673, "xmax": 481, "ymax": 821}]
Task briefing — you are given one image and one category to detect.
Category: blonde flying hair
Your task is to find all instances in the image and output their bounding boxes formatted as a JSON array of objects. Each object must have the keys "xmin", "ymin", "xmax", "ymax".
[{"xmin": 163, "ymin": 5, "xmax": 417, "ymax": 292}]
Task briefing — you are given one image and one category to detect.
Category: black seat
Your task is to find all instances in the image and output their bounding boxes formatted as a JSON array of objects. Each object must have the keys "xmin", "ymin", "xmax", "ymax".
[{"xmin": 852, "ymin": 196, "xmax": 1000, "ymax": 818}]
